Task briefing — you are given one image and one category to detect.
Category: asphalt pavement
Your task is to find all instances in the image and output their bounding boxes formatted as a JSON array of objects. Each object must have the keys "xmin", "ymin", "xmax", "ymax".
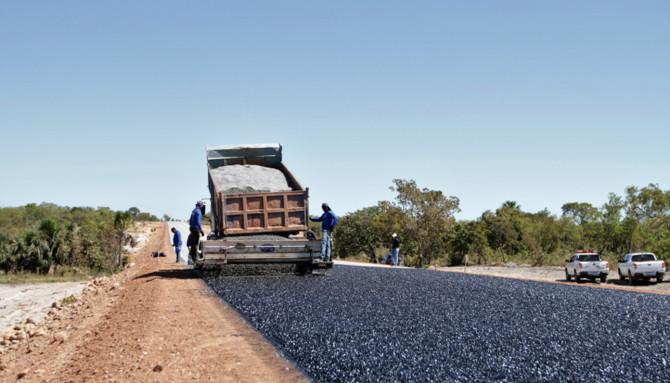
[{"xmin": 205, "ymin": 264, "xmax": 670, "ymax": 382}]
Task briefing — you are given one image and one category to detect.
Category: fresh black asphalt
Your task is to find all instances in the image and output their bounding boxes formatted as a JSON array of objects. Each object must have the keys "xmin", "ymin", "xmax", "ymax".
[{"xmin": 204, "ymin": 265, "xmax": 670, "ymax": 382}]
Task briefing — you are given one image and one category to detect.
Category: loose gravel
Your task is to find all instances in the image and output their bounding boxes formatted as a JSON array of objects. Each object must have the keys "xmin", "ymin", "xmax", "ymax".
[
  {"xmin": 210, "ymin": 164, "xmax": 293, "ymax": 194},
  {"xmin": 205, "ymin": 265, "xmax": 670, "ymax": 382}
]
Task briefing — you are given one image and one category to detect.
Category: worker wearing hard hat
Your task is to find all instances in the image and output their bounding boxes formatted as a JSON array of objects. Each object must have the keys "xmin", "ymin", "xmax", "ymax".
[
  {"xmin": 189, "ymin": 201, "xmax": 206, "ymax": 263},
  {"xmin": 310, "ymin": 203, "xmax": 338, "ymax": 262}
]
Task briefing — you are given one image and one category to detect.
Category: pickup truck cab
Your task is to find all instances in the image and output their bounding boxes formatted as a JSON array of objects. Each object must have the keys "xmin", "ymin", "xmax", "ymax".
[
  {"xmin": 565, "ymin": 251, "xmax": 609, "ymax": 283},
  {"xmin": 618, "ymin": 252, "xmax": 665, "ymax": 285}
]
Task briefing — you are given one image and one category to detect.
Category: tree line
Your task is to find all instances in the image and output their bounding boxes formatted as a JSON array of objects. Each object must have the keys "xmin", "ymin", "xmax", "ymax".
[
  {"xmin": 0, "ymin": 203, "xmax": 158, "ymax": 275},
  {"xmin": 333, "ymin": 180, "xmax": 670, "ymax": 267}
]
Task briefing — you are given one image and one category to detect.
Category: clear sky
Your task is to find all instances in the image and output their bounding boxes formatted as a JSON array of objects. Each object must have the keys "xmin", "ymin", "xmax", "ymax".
[{"xmin": 1, "ymin": 1, "xmax": 668, "ymax": 221}]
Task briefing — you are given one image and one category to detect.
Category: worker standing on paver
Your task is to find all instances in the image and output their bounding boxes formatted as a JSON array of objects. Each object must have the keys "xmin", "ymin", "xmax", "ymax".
[
  {"xmin": 189, "ymin": 202, "xmax": 205, "ymax": 263},
  {"xmin": 171, "ymin": 227, "xmax": 183, "ymax": 263},
  {"xmin": 310, "ymin": 203, "xmax": 338, "ymax": 262},
  {"xmin": 391, "ymin": 233, "xmax": 400, "ymax": 266}
]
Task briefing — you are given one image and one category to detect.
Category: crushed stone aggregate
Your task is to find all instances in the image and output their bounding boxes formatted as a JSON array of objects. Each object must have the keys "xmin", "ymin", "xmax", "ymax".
[
  {"xmin": 204, "ymin": 265, "xmax": 670, "ymax": 382},
  {"xmin": 210, "ymin": 164, "xmax": 293, "ymax": 194}
]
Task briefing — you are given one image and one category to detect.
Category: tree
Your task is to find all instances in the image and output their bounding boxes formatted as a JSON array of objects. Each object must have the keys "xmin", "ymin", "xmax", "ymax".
[
  {"xmin": 113, "ymin": 211, "xmax": 134, "ymax": 270},
  {"xmin": 36, "ymin": 219, "xmax": 67, "ymax": 271},
  {"xmin": 333, "ymin": 206, "xmax": 391, "ymax": 262},
  {"xmin": 599, "ymin": 193, "xmax": 624, "ymax": 253},
  {"xmin": 127, "ymin": 207, "xmax": 140, "ymax": 217},
  {"xmin": 561, "ymin": 202, "xmax": 601, "ymax": 249},
  {"xmin": 382, "ymin": 179, "xmax": 460, "ymax": 267}
]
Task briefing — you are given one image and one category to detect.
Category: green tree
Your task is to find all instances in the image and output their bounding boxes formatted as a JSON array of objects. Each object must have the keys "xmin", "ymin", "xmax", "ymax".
[
  {"xmin": 127, "ymin": 207, "xmax": 141, "ymax": 217},
  {"xmin": 382, "ymin": 179, "xmax": 460, "ymax": 267},
  {"xmin": 333, "ymin": 206, "xmax": 391, "ymax": 262},
  {"xmin": 36, "ymin": 219, "xmax": 67, "ymax": 271},
  {"xmin": 561, "ymin": 202, "xmax": 601, "ymax": 250}
]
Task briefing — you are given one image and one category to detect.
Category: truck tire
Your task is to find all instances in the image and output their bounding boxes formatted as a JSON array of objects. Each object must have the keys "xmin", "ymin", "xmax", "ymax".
[
  {"xmin": 657, "ymin": 275, "xmax": 664, "ymax": 283},
  {"xmin": 628, "ymin": 271, "xmax": 635, "ymax": 286},
  {"xmin": 565, "ymin": 269, "xmax": 572, "ymax": 281},
  {"xmin": 600, "ymin": 275, "xmax": 607, "ymax": 283},
  {"xmin": 618, "ymin": 270, "xmax": 626, "ymax": 281},
  {"xmin": 575, "ymin": 271, "xmax": 581, "ymax": 283},
  {"xmin": 296, "ymin": 264, "xmax": 313, "ymax": 275}
]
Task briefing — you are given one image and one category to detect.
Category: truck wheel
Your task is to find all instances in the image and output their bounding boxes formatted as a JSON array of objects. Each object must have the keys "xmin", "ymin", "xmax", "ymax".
[
  {"xmin": 565, "ymin": 269, "xmax": 572, "ymax": 281},
  {"xmin": 628, "ymin": 271, "xmax": 635, "ymax": 286},
  {"xmin": 618, "ymin": 270, "xmax": 625, "ymax": 281},
  {"xmin": 657, "ymin": 275, "xmax": 664, "ymax": 283},
  {"xmin": 575, "ymin": 271, "xmax": 581, "ymax": 283},
  {"xmin": 600, "ymin": 275, "xmax": 607, "ymax": 283},
  {"xmin": 296, "ymin": 264, "xmax": 313, "ymax": 275}
]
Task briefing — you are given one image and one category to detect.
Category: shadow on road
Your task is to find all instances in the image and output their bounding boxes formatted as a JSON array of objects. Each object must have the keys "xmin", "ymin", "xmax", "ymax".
[{"xmin": 136, "ymin": 268, "xmax": 199, "ymax": 281}]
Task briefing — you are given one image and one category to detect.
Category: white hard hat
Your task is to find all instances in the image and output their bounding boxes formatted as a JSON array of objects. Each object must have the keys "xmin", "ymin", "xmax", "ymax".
[{"xmin": 392, "ymin": 233, "xmax": 397, "ymax": 238}]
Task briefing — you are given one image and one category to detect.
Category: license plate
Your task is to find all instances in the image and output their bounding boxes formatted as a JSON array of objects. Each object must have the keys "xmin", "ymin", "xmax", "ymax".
[
  {"xmin": 644, "ymin": 272, "xmax": 656, "ymax": 277},
  {"xmin": 589, "ymin": 271, "xmax": 600, "ymax": 276}
]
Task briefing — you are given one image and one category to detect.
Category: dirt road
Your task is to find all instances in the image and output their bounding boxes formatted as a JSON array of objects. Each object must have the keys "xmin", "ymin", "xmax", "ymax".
[{"xmin": 0, "ymin": 222, "xmax": 306, "ymax": 383}]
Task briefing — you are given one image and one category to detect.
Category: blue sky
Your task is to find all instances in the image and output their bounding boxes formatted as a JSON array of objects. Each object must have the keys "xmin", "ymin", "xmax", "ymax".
[{"xmin": 1, "ymin": 1, "xmax": 668, "ymax": 221}]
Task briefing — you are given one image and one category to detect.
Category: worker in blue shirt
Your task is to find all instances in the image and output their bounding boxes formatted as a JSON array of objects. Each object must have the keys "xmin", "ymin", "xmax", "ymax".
[
  {"xmin": 310, "ymin": 202, "xmax": 338, "ymax": 262},
  {"xmin": 189, "ymin": 201, "xmax": 205, "ymax": 263},
  {"xmin": 171, "ymin": 227, "xmax": 183, "ymax": 263}
]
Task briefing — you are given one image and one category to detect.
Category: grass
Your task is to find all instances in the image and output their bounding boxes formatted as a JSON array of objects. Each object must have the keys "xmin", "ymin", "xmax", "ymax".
[{"xmin": 0, "ymin": 272, "xmax": 91, "ymax": 284}]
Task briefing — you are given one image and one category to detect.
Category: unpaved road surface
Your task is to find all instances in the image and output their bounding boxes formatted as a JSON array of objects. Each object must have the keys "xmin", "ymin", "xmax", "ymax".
[
  {"xmin": 0, "ymin": 222, "xmax": 306, "ymax": 383},
  {"xmin": 0, "ymin": 282, "xmax": 87, "ymax": 338},
  {"xmin": 441, "ymin": 264, "xmax": 670, "ymax": 294}
]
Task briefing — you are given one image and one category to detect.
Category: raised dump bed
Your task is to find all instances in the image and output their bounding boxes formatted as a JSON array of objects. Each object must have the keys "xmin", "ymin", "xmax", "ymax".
[{"xmin": 207, "ymin": 144, "xmax": 311, "ymax": 237}]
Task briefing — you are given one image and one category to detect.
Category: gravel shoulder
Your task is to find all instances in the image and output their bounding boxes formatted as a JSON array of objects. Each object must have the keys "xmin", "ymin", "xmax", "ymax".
[
  {"xmin": 439, "ymin": 264, "xmax": 670, "ymax": 295},
  {"xmin": 0, "ymin": 222, "xmax": 306, "ymax": 382}
]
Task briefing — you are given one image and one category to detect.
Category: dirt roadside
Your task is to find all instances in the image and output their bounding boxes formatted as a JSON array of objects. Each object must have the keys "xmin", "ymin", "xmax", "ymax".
[{"xmin": 0, "ymin": 222, "xmax": 307, "ymax": 383}]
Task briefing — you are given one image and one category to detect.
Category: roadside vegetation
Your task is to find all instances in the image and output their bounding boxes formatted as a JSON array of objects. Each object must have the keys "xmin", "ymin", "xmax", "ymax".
[
  {"xmin": 334, "ymin": 181, "xmax": 670, "ymax": 268},
  {"xmin": 0, "ymin": 203, "xmax": 158, "ymax": 280}
]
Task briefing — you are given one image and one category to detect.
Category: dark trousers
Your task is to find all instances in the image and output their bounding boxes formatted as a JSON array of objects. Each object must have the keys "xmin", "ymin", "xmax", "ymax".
[{"xmin": 189, "ymin": 228, "xmax": 201, "ymax": 261}]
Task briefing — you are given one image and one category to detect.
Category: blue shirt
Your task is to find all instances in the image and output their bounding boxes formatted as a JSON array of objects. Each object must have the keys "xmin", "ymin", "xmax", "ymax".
[
  {"xmin": 311, "ymin": 210, "xmax": 338, "ymax": 231},
  {"xmin": 173, "ymin": 230, "xmax": 182, "ymax": 250},
  {"xmin": 190, "ymin": 207, "xmax": 203, "ymax": 231}
]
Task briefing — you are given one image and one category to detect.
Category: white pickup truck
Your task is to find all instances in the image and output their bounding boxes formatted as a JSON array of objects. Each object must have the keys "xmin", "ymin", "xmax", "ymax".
[
  {"xmin": 618, "ymin": 252, "xmax": 666, "ymax": 284},
  {"xmin": 565, "ymin": 251, "xmax": 609, "ymax": 283}
]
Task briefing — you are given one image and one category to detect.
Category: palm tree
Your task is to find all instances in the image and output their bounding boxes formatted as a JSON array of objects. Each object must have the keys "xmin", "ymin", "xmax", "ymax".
[
  {"xmin": 501, "ymin": 200, "xmax": 521, "ymax": 210},
  {"xmin": 37, "ymin": 219, "xmax": 67, "ymax": 271}
]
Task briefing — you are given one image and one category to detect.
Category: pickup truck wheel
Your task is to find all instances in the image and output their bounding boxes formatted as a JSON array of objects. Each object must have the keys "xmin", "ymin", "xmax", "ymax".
[
  {"xmin": 600, "ymin": 275, "xmax": 607, "ymax": 283},
  {"xmin": 618, "ymin": 270, "xmax": 625, "ymax": 281},
  {"xmin": 565, "ymin": 269, "xmax": 572, "ymax": 281},
  {"xmin": 657, "ymin": 275, "xmax": 664, "ymax": 283},
  {"xmin": 575, "ymin": 271, "xmax": 581, "ymax": 283},
  {"xmin": 628, "ymin": 271, "xmax": 635, "ymax": 286}
]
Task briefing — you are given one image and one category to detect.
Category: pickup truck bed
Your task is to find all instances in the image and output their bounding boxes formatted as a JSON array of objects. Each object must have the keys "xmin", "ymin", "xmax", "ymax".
[{"xmin": 618, "ymin": 253, "xmax": 665, "ymax": 284}]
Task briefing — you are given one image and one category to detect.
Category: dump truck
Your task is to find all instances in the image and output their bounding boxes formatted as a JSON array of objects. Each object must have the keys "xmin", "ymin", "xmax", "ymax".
[{"xmin": 197, "ymin": 143, "xmax": 332, "ymax": 274}]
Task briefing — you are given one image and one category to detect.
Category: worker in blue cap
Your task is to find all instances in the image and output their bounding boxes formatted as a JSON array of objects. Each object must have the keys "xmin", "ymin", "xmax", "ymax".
[
  {"xmin": 310, "ymin": 202, "xmax": 338, "ymax": 261},
  {"xmin": 189, "ymin": 201, "xmax": 206, "ymax": 263}
]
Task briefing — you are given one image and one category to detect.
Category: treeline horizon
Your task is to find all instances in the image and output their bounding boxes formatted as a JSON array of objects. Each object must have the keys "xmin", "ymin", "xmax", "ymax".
[
  {"xmin": 0, "ymin": 203, "xmax": 159, "ymax": 275},
  {"xmin": 2, "ymin": 181, "xmax": 668, "ymax": 274},
  {"xmin": 332, "ymin": 181, "xmax": 670, "ymax": 267}
]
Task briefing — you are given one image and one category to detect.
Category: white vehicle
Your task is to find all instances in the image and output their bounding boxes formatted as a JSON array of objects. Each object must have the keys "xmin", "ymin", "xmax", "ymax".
[
  {"xmin": 565, "ymin": 251, "xmax": 609, "ymax": 283},
  {"xmin": 618, "ymin": 253, "xmax": 666, "ymax": 285}
]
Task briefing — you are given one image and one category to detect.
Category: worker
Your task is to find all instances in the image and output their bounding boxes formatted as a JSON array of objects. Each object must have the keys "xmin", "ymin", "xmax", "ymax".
[
  {"xmin": 189, "ymin": 202, "xmax": 205, "ymax": 263},
  {"xmin": 171, "ymin": 227, "xmax": 183, "ymax": 263},
  {"xmin": 310, "ymin": 202, "xmax": 338, "ymax": 262},
  {"xmin": 391, "ymin": 233, "xmax": 400, "ymax": 266}
]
